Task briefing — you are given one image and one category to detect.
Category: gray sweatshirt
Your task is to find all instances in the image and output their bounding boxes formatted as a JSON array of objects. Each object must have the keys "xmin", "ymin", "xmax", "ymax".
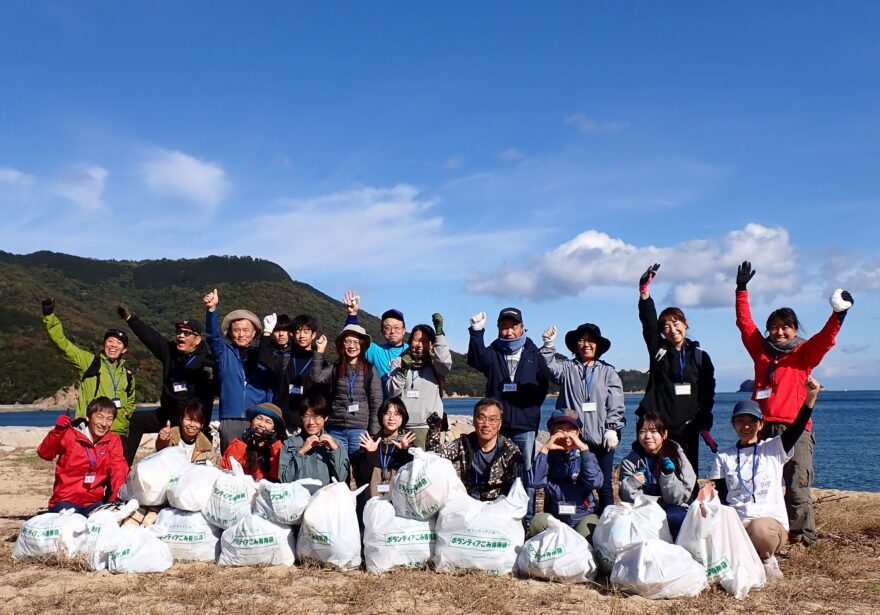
[
  {"xmin": 618, "ymin": 440, "xmax": 695, "ymax": 506},
  {"xmin": 386, "ymin": 334, "xmax": 453, "ymax": 428}
]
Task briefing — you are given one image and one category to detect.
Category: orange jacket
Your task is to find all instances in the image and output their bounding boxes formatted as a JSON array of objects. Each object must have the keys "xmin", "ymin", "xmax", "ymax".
[{"xmin": 221, "ymin": 438, "xmax": 281, "ymax": 482}]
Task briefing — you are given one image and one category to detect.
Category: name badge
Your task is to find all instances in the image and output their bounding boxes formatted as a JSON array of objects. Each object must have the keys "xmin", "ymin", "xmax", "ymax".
[
  {"xmin": 558, "ymin": 504, "xmax": 576, "ymax": 515},
  {"xmin": 755, "ymin": 388, "xmax": 772, "ymax": 400},
  {"xmin": 347, "ymin": 403, "xmax": 359, "ymax": 413},
  {"xmin": 289, "ymin": 385, "xmax": 304, "ymax": 395},
  {"xmin": 405, "ymin": 390, "xmax": 420, "ymax": 399},
  {"xmin": 111, "ymin": 397, "xmax": 122, "ymax": 408},
  {"xmin": 172, "ymin": 382, "xmax": 188, "ymax": 393},
  {"xmin": 84, "ymin": 472, "xmax": 96, "ymax": 484},
  {"xmin": 581, "ymin": 402, "xmax": 597, "ymax": 413},
  {"xmin": 674, "ymin": 384, "xmax": 691, "ymax": 396},
  {"xmin": 502, "ymin": 383, "xmax": 518, "ymax": 393},
  {"xmin": 377, "ymin": 483, "xmax": 391, "ymax": 494}
]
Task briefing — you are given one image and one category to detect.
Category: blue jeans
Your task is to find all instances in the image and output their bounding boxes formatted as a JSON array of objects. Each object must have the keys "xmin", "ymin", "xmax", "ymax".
[
  {"xmin": 503, "ymin": 428, "xmax": 536, "ymax": 523},
  {"xmin": 49, "ymin": 501, "xmax": 103, "ymax": 516},
  {"xmin": 588, "ymin": 441, "xmax": 616, "ymax": 516},
  {"xmin": 326, "ymin": 427, "xmax": 367, "ymax": 476}
]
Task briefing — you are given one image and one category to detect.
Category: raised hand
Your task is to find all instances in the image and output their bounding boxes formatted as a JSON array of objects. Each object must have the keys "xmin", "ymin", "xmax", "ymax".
[
  {"xmin": 830, "ymin": 288, "xmax": 854, "ymax": 313},
  {"xmin": 54, "ymin": 414, "xmax": 72, "ymax": 430},
  {"xmin": 359, "ymin": 432, "xmax": 379, "ymax": 452},
  {"xmin": 400, "ymin": 351, "xmax": 414, "ymax": 373},
  {"xmin": 639, "ymin": 264, "xmax": 660, "ymax": 296},
  {"xmin": 158, "ymin": 420, "xmax": 172, "ymax": 443},
  {"xmin": 41, "ymin": 298, "xmax": 56, "ymax": 316},
  {"xmin": 116, "ymin": 305, "xmax": 131, "ymax": 321},
  {"xmin": 343, "ymin": 291, "xmax": 360, "ymax": 316},
  {"xmin": 263, "ymin": 313, "xmax": 277, "ymax": 334},
  {"xmin": 736, "ymin": 261, "xmax": 756, "ymax": 291},
  {"xmin": 395, "ymin": 431, "xmax": 417, "ymax": 450},
  {"xmin": 318, "ymin": 433, "xmax": 338, "ymax": 450},
  {"xmin": 203, "ymin": 288, "xmax": 219, "ymax": 311},
  {"xmin": 432, "ymin": 313, "xmax": 444, "ymax": 336},
  {"xmin": 805, "ymin": 375, "xmax": 821, "ymax": 407},
  {"xmin": 469, "ymin": 311, "xmax": 486, "ymax": 331},
  {"xmin": 299, "ymin": 435, "xmax": 321, "ymax": 455},
  {"xmin": 315, "ymin": 334, "xmax": 328, "ymax": 353},
  {"xmin": 542, "ymin": 325, "xmax": 557, "ymax": 348}
]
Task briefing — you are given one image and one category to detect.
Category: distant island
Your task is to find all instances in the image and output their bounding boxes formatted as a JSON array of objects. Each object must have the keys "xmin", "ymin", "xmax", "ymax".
[{"xmin": 739, "ymin": 379, "xmax": 755, "ymax": 393}]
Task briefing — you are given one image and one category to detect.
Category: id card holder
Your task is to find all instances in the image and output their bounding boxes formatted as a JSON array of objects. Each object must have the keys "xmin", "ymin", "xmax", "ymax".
[
  {"xmin": 347, "ymin": 403, "xmax": 359, "ymax": 413},
  {"xmin": 406, "ymin": 390, "xmax": 420, "ymax": 399},
  {"xmin": 84, "ymin": 472, "xmax": 97, "ymax": 484},
  {"xmin": 377, "ymin": 483, "xmax": 391, "ymax": 494},
  {"xmin": 289, "ymin": 385, "xmax": 304, "ymax": 395},
  {"xmin": 172, "ymin": 382, "xmax": 188, "ymax": 393},
  {"xmin": 558, "ymin": 504, "xmax": 576, "ymax": 516},
  {"xmin": 674, "ymin": 383, "xmax": 691, "ymax": 396},
  {"xmin": 502, "ymin": 382, "xmax": 518, "ymax": 393},
  {"xmin": 581, "ymin": 402, "xmax": 597, "ymax": 413},
  {"xmin": 111, "ymin": 397, "xmax": 122, "ymax": 408},
  {"xmin": 755, "ymin": 388, "xmax": 772, "ymax": 400}
]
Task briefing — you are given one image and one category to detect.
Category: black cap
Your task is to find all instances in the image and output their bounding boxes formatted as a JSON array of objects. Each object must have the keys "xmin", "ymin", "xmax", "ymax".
[
  {"xmin": 497, "ymin": 307, "xmax": 523, "ymax": 325},
  {"xmin": 381, "ymin": 309, "xmax": 405, "ymax": 324},
  {"xmin": 175, "ymin": 319, "xmax": 204, "ymax": 335},
  {"xmin": 103, "ymin": 328, "xmax": 129, "ymax": 347}
]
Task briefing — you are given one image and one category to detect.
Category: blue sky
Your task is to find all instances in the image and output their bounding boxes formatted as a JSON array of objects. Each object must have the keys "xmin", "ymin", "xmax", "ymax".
[{"xmin": 2, "ymin": 2, "xmax": 878, "ymax": 390}]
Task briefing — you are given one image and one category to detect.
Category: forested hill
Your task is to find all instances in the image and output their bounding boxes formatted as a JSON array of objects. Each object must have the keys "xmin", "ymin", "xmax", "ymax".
[{"xmin": 0, "ymin": 251, "xmax": 648, "ymax": 404}]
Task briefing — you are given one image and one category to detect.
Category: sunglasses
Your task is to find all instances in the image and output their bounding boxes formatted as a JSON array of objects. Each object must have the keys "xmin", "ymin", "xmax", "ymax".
[{"xmin": 176, "ymin": 329, "xmax": 198, "ymax": 337}]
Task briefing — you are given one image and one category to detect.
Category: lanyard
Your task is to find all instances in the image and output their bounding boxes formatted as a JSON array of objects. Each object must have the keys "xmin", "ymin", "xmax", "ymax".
[
  {"xmin": 379, "ymin": 439, "xmax": 396, "ymax": 481},
  {"xmin": 290, "ymin": 357, "xmax": 313, "ymax": 381},
  {"xmin": 83, "ymin": 445, "xmax": 96, "ymax": 473},
  {"xmin": 678, "ymin": 349, "xmax": 686, "ymax": 382},
  {"xmin": 568, "ymin": 449, "xmax": 580, "ymax": 481},
  {"xmin": 101, "ymin": 359, "xmax": 121, "ymax": 395},
  {"xmin": 642, "ymin": 456, "xmax": 655, "ymax": 487},
  {"xmin": 736, "ymin": 443, "xmax": 760, "ymax": 502},
  {"xmin": 347, "ymin": 366, "xmax": 357, "ymax": 402},
  {"xmin": 473, "ymin": 441, "xmax": 498, "ymax": 486},
  {"xmin": 582, "ymin": 364, "xmax": 597, "ymax": 401}
]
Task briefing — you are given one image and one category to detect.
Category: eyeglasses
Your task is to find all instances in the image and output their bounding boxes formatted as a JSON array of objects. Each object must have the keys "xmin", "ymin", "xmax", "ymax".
[
  {"xmin": 382, "ymin": 325, "xmax": 404, "ymax": 333},
  {"xmin": 302, "ymin": 415, "xmax": 324, "ymax": 424},
  {"xmin": 342, "ymin": 340, "xmax": 362, "ymax": 347},
  {"xmin": 176, "ymin": 330, "xmax": 197, "ymax": 337},
  {"xmin": 474, "ymin": 415, "xmax": 502, "ymax": 424},
  {"xmin": 383, "ymin": 411, "xmax": 403, "ymax": 419}
]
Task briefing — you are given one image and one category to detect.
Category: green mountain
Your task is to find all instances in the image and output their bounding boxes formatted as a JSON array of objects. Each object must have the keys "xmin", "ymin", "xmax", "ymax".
[{"xmin": 0, "ymin": 251, "xmax": 648, "ymax": 404}]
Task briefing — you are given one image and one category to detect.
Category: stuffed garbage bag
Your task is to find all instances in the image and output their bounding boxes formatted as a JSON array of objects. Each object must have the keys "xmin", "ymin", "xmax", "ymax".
[
  {"xmin": 592, "ymin": 494, "xmax": 672, "ymax": 572},
  {"xmin": 253, "ymin": 478, "xmax": 321, "ymax": 525},
  {"xmin": 166, "ymin": 463, "xmax": 222, "ymax": 512},
  {"xmin": 515, "ymin": 516, "xmax": 598, "ymax": 583},
  {"xmin": 107, "ymin": 524, "xmax": 174, "ymax": 574},
  {"xmin": 155, "ymin": 508, "xmax": 221, "ymax": 562},
  {"xmin": 296, "ymin": 481, "xmax": 366, "ymax": 570},
  {"xmin": 363, "ymin": 496, "xmax": 436, "ymax": 574},
  {"xmin": 202, "ymin": 458, "xmax": 257, "ymax": 529},
  {"xmin": 12, "ymin": 509, "xmax": 88, "ymax": 561},
  {"xmin": 73, "ymin": 500, "xmax": 140, "ymax": 571},
  {"xmin": 118, "ymin": 447, "xmax": 191, "ymax": 506},
  {"xmin": 391, "ymin": 448, "xmax": 466, "ymax": 520},
  {"xmin": 611, "ymin": 539, "xmax": 708, "ymax": 599},
  {"xmin": 218, "ymin": 513, "xmax": 295, "ymax": 567}
]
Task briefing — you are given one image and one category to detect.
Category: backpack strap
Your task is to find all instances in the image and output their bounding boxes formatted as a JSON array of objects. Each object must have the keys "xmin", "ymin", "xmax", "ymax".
[{"xmin": 81, "ymin": 355, "xmax": 102, "ymax": 391}]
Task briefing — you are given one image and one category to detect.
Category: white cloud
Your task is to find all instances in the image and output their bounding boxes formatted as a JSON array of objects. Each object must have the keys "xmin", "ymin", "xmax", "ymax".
[
  {"xmin": 497, "ymin": 147, "xmax": 525, "ymax": 161},
  {"xmin": 52, "ymin": 165, "xmax": 108, "ymax": 212},
  {"xmin": 821, "ymin": 253, "xmax": 880, "ymax": 294},
  {"xmin": 565, "ymin": 113, "xmax": 626, "ymax": 134},
  {"xmin": 442, "ymin": 156, "xmax": 464, "ymax": 170},
  {"xmin": 840, "ymin": 344, "xmax": 871, "ymax": 354},
  {"xmin": 466, "ymin": 223, "xmax": 798, "ymax": 308},
  {"xmin": 140, "ymin": 148, "xmax": 230, "ymax": 208},
  {"xmin": 0, "ymin": 167, "xmax": 35, "ymax": 188}
]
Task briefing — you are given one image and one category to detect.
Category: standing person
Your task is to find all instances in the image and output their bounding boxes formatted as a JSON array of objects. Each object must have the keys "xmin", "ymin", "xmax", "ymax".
[
  {"xmin": 278, "ymin": 393, "xmax": 349, "ymax": 491},
  {"xmin": 41, "ymin": 298, "xmax": 136, "ymax": 440},
  {"xmin": 426, "ymin": 397, "xmax": 523, "ymax": 502},
  {"xmin": 356, "ymin": 397, "xmax": 416, "ymax": 499},
  {"xmin": 540, "ymin": 322, "xmax": 625, "ymax": 514},
  {"xmin": 467, "ymin": 307, "xmax": 549, "ymax": 519},
  {"xmin": 37, "ymin": 397, "xmax": 129, "ymax": 515},
  {"xmin": 527, "ymin": 413, "xmax": 604, "ymax": 540},
  {"xmin": 618, "ymin": 412, "xmax": 696, "ymax": 539},
  {"xmin": 635, "ymin": 264, "xmax": 716, "ymax": 474},
  {"xmin": 387, "ymin": 314, "xmax": 453, "ymax": 448},
  {"xmin": 734, "ymin": 261, "xmax": 853, "ymax": 546},
  {"xmin": 116, "ymin": 306, "xmax": 215, "ymax": 465},
  {"xmin": 203, "ymin": 288, "xmax": 274, "ymax": 453},
  {"xmin": 703, "ymin": 377, "xmax": 823, "ymax": 579},
  {"xmin": 155, "ymin": 402, "xmax": 217, "ymax": 465},
  {"xmin": 342, "ymin": 291, "xmax": 408, "ymax": 392},
  {"xmin": 259, "ymin": 313, "xmax": 320, "ymax": 432},
  {"xmin": 221, "ymin": 403, "xmax": 286, "ymax": 482},
  {"xmin": 310, "ymin": 325, "xmax": 382, "ymax": 467}
]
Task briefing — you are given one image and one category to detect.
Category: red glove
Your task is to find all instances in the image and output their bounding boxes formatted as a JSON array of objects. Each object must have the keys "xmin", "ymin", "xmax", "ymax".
[
  {"xmin": 700, "ymin": 429, "xmax": 718, "ymax": 453},
  {"xmin": 55, "ymin": 414, "xmax": 72, "ymax": 430}
]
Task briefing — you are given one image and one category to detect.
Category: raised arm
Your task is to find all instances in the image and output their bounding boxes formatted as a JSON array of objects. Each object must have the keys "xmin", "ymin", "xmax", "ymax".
[
  {"xmin": 432, "ymin": 313, "xmax": 453, "ymax": 376},
  {"xmin": 37, "ymin": 415, "xmax": 72, "ymax": 460},
  {"xmin": 42, "ymin": 301, "xmax": 94, "ymax": 372},
  {"xmin": 120, "ymin": 307, "xmax": 170, "ymax": 363},
  {"xmin": 466, "ymin": 312, "xmax": 491, "ymax": 375},
  {"xmin": 538, "ymin": 325, "xmax": 565, "ymax": 384},
  {"xmin": 203, "ymin": 289, "xmax": 227, "ymax": 359},
  {"xmin": 343, "ymin": 291, "xmax": 359, "ymax": 326}
]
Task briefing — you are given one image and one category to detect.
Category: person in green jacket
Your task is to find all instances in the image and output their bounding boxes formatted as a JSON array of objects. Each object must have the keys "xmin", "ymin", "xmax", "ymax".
[{"xmin": 42, "ymin": 298, "xmax": 136, "ymax": 437}]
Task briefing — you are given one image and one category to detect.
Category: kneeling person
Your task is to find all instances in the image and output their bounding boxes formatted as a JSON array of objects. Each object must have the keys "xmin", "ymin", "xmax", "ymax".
[
  {"xmin": 155, "ymin": 402, "xmax": 217, "ymax": 465},
  {"xmin": 222, "ymin": 403, "xmax": 285, "ymax": 481}
]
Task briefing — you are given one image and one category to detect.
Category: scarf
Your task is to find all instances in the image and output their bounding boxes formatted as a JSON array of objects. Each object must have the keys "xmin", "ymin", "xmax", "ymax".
[
  {"xmin": 763, "ymin": 335, "xmax": 806, "ymax": 356},
  {"xmin": 494, "ymin": 334, "xmax": 526, "ymax": 355}
]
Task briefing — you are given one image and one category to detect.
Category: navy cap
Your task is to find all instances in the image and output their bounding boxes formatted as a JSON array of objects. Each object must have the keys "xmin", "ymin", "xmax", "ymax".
[
  {"xmin": 497, "ymin": 307, "xmax": 523, "ymax": 325},
  {"xmin": 547, "ymin": 411, "xmax": 583, "ymax": 431},
  {"xmin": 381, "ymin": 309, "xmax": 405, "ymax": 324},
  {"xmin": 732, "ymin": 400, "xmax": 763, "ymax": 420},
  {"xmin": 175, "ymin": 319, "xmax": 204, "ymax": 335}
]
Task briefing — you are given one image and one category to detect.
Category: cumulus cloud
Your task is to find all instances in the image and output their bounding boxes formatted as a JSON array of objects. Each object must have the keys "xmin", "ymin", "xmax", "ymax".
[
  {"xmin": 52, "ymin": 165, "xmax": 108, "ymax": 212},
  {"xmin": 820, "ymin": 253, "xmax": 880, "ymax": 294},
  {"xmin": 0, "ymin": 167, "xmax": 35, "ymax": 188},
  {"xmin": 497, "ymin": 147, "xmax": 525, "ymax": 161},
  {"xmin": 466, "ymin": 223, "xmax": 798, "ymax": 308},
  {"xmin": 565, "ymin": 113, "xmax": 626, "ymax": 134},
  {"xmin": 140, "ymin": 148, "xmax": 230, "ymax": 208}
]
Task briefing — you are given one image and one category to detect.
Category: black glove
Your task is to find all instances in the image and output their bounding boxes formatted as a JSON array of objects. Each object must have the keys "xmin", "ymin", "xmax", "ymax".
[
  {"xmin": 116, "ymin": 305, "xmax": 131, "ymax": 321},
  {"xmin": 841, "ymin": 290, "xmax": 854, "ymax": 306},
  {"xmin": 639, "ymin": 264, "xmax": 660, "ymax": 291},
  {"xmin": 736, "ymin": 261, "xmax": 756, "ymax": 291},
  {"xmin": 41, "ymin": 298, "xmax": 55, "ymax": 316}
]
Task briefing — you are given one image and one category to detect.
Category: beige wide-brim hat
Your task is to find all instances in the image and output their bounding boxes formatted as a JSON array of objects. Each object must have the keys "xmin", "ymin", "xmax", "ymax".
[
  {"xmin": 335, "ymin": 324, "xmax": 372, "ymax": 350},
  {"xmin": 221, "ymin": 309, "xmax": 262, "ymax": 336}
]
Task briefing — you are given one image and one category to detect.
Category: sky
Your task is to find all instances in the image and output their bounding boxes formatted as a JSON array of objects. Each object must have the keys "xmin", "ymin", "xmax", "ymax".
[{"xmin": 1, "ymin": 2, "xmax": 878, "ymax": 391}]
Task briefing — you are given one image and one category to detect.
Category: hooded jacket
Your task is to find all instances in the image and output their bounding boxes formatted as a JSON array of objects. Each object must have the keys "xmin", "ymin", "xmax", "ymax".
[
  {"xmin": 387, "ymin": 334, "xmax": 453, "ymax": 429},
  {"xmin": 44, "ymin": 314, "xmax": 136, "ymax": 436},
  {"xmin": 37, "ymin": 419, "xmax": 128, "ymax": 508},
  {"xmin": 618, "ymin": 439, "xmax": 695, "ymax": 506}
]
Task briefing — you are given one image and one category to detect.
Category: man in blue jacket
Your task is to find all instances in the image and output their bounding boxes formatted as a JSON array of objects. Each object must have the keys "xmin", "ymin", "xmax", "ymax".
[
  {"xmin": 467, "ymin": 307, "xmax": 550, "ymax": 521},
  {"xmin": 342, "ymin": 290, "xmax": 408, "ymax": 393}
]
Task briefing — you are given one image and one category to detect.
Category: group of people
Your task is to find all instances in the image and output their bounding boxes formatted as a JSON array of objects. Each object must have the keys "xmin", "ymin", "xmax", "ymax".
[{"xmin": 37, "ymin": 262, "xmax": 854, "ymax": 580}]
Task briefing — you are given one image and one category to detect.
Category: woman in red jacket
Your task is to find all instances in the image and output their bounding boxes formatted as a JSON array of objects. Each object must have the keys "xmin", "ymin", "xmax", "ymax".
[
  {"xmin": 734, "ymin": 261, "xmax": 853, "ymax": 546},
  {"xmin": 221, "ymin": 402, "xmax": 285, "ymax": 481},
  {"xmin": 37, "ymin": 396, "xmax": 129, "ymax": 515}
]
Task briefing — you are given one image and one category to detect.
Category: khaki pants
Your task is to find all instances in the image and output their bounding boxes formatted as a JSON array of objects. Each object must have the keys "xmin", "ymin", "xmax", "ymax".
[
  {"xmin": 530, "ymin": 512, "xmax": 599, "ymax": 541},
  {"xmin": 761, "ymin": 422, "xmax": 816, "ymax": 544},
  {"xmin": 745, "ymin": 517, "xmax": 788, "ymax": 560}
]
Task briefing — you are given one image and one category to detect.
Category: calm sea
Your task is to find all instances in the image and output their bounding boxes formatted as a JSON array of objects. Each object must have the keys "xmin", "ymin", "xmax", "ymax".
[{"xmin": 4, "ymin": 390, "xmax": 877, "ymax": 492}]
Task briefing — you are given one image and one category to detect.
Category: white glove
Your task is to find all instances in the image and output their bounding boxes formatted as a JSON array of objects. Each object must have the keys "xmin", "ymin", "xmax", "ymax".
[
  {"xmin": 469, "ymin": 311, "xmax": 486, "ymax": 331},
  {"xmin": 603, "ymin": 429, "xmax": 619, "ymax": 451},
  {"xmin": 542, "ymin": 325, "xmax": 557, "ymax": 348},
  {"xmin": 263, "ymin": 313, "xmax": 277, "ymax": 334},
  {"xmin": 829, "ymin": 288, "xmax": 853, "ymax": 313}
]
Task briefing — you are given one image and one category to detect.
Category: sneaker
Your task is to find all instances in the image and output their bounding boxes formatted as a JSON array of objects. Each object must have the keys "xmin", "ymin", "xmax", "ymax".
[{"xmin": 763, "ymin": 555, "xmax": 784, "ymax": 580}]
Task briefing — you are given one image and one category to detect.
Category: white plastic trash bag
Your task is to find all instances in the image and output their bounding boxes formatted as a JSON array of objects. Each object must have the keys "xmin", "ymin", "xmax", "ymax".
[
  {"xmin": 363, "ymin": 496, "xmax": 436, "ymax": 574},
  {"xmin": 166, "ymin": 464, "xmax": 222, "ymax": 512},
  {"xmin": 515, "ymin": 516, "xmax": 598, "ymax": 583},
  {"xmin": 119, "ymin": 446, "xmax": 191, "ymax": 506},
  {"xmin": 203, "ymin": 459, "xmax": 257, "ymax": 529},
  {"xmin": 296, "ymin": 481, "xmax": 367, "ymax": 570},
  {"xmin": 434, "ymin": 478, "xmax": 527, "ymax": 576},
  {"xmin": 107, "ymin": 525, "xmax": 174, "ymax": 574},
  {"xmin": 218, "ymin": 513, "xmax": 295, "ymax": 567},
  {"xmin": 155, "ymin": 508, "xmax": 221, "ymax": 562},
  {"xmin": 611, "ymin": 539, "xmax": 707, "ymax": 599},
  {"xmin": 254, "ymin": 479, "xmax": 321, "ymax": 525},
  {"xmin": 12, "ymin": 509, "xmax": 88, "ymax": 561},
  {"xmin": 676, "ymin": 495, "xmax": 766, "ymax": 599},
  {"xmin": 391, "ymin": 447, "xmax": 466, "ymax": 520},
  {"xmin": 592, "ymin": 494, "xmax": 672, "ymax": 571},
  {"xmin": 73, "ymin": 500, "xmax": 140, "ymax": 571}
]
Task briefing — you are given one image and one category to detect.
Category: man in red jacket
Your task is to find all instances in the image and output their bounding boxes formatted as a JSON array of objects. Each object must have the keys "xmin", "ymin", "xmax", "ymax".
[{"xmin": 37, "ymin": 397, "xmax": 129, "ymax": 515}]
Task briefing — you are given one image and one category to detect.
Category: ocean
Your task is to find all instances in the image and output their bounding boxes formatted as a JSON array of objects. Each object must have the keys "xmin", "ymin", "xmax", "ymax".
[{"xmin": 4, "ymin": 390, "xmax": 877, "ymax": 492}]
